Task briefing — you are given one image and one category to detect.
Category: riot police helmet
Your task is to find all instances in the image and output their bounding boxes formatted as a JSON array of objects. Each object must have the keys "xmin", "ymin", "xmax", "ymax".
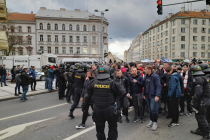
[
  {"xmin": 199, "ymin": 63, "xmax": 210, "ymax": 73},
  {"xmin": 96, "ymin": 65, "xmax": 111, "ymax": 80},
  {"xmin": 60, "ymin": 63, "xmax": 65, "ymax": 69},
  {"xmin": 70, "ymin": 65, "xmax": 78, "ymax": 70},
  {"xmin": 190, "ymin": 65, "xmax": 205, "ymax": 76},
  {"xmin": 77, "ymin": 63, "xmax": 91, "ymax": 72}
]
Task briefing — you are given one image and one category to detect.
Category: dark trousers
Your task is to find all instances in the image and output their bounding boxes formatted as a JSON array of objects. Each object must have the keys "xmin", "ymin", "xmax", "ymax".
[
  {"xmin": 93, "ymin": 105, "xmax": 118, "ymax": 140},
  {"xmin": 116, "ymin": 95, "xmax": 128, "ymax": 116},
  {"xmin": 82, "ymin": 104, "xmax": 93, "ymax": 124},
  {"xmin": 70, "ymin": 88, "xmax": 82, "ymax": 112},
  {"xmin": 196, "ymin": 113, "xmax": 210, "ymax": 135},
  {"xmin": 162, "ymin": 88, "xmax": 169, "ymax": 111},
  {"xmin": 133, "ymin": 94, "xmax": 143, "ymax": 118},
  {"xmin": 180, "ymin": 92, "xmax": 192, "ymax": 113},
  {"xmin": 167, "ymin": 97, "xmax": 171, "ymax": 116},
  {"xmin": 11, "ymin": 75, "xmax": 15, "ymax": 82},
  {"xmin": 142, "ymin": 98, "xmax": 147, "ymax": 116},
  {"xmin": 170, "ymin": 96, "xmax": 180, "ymax": 123},
  {"xmin": 30, "ymin": 79, "xmax": 36, "ymax": 90},
  {"xmin": 15, "ymin": 83, "xmax": 20, "ymax": 94},
  {"xmin": 58, "ymin": 82, "xmax": 66, "ymax": 98}
]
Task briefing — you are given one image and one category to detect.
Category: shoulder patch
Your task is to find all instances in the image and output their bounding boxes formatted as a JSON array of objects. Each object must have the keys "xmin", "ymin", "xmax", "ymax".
[{"xmin": 193, "ymin": 78, "xmax": 196, "ymax": 82}]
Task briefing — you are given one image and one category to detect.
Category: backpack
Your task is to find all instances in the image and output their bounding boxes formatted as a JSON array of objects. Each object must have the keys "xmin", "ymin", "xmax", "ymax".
[{"xmin": 15, "ymin": 74, "xmax": 22, "ymax": 84}]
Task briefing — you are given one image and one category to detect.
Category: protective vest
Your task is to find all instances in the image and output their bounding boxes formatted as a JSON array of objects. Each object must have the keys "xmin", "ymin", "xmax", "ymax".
[
  {"xmin": 92, "ymin": 79, "xmax": 115, "ymax": 109},
  {"xmin": 74, "ymin": 72, "xmax": 85, "ymax": 88},
  {"xmin": 202, "ymin": 76, "xmax": 210, "ymax": 98},
  {"xmin": 58, "ymin": 68, "xmax": 65, "ymax": 81}
]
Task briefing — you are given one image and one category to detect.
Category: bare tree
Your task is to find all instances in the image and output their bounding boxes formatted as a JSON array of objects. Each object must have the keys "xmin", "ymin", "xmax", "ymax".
[{"xmin": 0, "ymin": 21, "xmax": 27, "ymax": 56}]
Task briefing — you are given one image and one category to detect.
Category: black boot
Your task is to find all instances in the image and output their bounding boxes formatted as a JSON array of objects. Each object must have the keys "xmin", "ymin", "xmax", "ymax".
[
  {"xmin": 190, "ymin": 128, "xmax": 204, "ymax": 136},
  {"xmin": 201, "ymin": 135, "xmax": 210, "ymax": 140},
  {"xmin": 14, "ymin": 93, "xmax": 19, "ymax": 96},
  {"xmin": 68, "ymin": 111, "xmax": 75, "ymax": 119},
  {"xmin": 125, "ymin": 116, "xmax": 130, "ymax": 123}
]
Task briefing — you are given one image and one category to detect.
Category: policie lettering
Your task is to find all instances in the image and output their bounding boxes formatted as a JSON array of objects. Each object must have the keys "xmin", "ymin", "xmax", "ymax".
[
  {"xmin": 94, "ymin": 84, "xmax": 110, "ymax": 89},
  {"xmin": 74, "ymin": 75, "xmax": 81, "ymax": 79}
]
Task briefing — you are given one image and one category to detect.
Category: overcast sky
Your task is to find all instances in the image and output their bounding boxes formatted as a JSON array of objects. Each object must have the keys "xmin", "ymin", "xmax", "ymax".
[{"xmin": 6, "ymin": 0, "xmax": 208, "ymax": 59}]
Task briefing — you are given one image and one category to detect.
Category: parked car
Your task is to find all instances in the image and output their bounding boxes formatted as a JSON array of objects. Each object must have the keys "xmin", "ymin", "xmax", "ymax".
[{"xmin": 7, "ymin": 71, "xmax": 45, "ymax": 81}]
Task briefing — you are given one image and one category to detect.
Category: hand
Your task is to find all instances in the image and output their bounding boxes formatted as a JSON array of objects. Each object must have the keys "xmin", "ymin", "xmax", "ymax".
[
  {"xmin": 181, "ymin": 94, "xmax": 184, "ymax": 97},
  {"xmin": 133, "ymin": 79, "xmax": 137, "ymax": 83},
  {"xmin": 155, "ymin": 96, "xmax": 159, "ymax": 102},
  {"xmin": 22, "ymin": 64, "xmax": 24, "ymax": 66},
  {"xmin": 80, "ymin": 98, "xmax": 83, "ymax": 102},
  {"xmin": 164, "ymin": 84, "xmax": 166, "ymax": 87},
  {"xmin": 130, "ymin": 96, "xmax": 132, "ymax": 100},
  {"xmin": 143, "ymin": 96, "xmax": 146, "ymax": 100},
  {"xmin": 86, "ymin": 77, "xmax": 89, "ymax": 80},
  {"xmin": 126, "ymin": 93, "xmax": 130, "ymax": 98}
]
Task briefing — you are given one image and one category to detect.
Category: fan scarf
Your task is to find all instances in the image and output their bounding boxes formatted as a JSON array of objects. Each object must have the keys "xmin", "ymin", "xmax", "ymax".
[{"xmin": 180, "ymin": 70, "xmax": 188, "ymax": 90}]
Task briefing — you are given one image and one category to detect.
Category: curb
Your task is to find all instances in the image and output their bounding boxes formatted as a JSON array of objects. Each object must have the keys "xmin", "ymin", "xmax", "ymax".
[{"xmin": 0, "ymin": 90, "xmax": 58, "ymax": 102}]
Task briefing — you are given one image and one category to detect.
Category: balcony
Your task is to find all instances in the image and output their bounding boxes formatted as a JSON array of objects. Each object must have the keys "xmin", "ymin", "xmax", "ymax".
[{"xmin": 0, "ymin": 31, "xmax": 8, "ymax": 49}]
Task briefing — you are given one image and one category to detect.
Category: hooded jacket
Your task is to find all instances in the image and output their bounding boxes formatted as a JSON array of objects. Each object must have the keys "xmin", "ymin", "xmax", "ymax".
[{"xmin": 168, "ymin": 72, "xmax": 182, "ymax": 98}]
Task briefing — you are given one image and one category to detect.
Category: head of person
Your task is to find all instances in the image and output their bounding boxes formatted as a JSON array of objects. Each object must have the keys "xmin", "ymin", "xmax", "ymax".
[
  {"xmin": 124, "ymin": 64, "xmax": 129, "ymax": 70},
  {"xmin": 50, "ymin": 66, "xmax": 54, "ymax": 70},
  {"xmin": 17, "ymin": 65, "xmax": 20, "ymax": 69},
  {"xmin": 182, "ymin": 63, "xmax": 188, "ymax": 72},
  {"xmin": 3, "ymin": 64, "xmax": 6, "ymax": 68},
  {"xmin": 116, "ymin": 69, "xmax": 122, "ymax": 77},
  {"xmin": 163, "ymin": 62, "xmax": 169, "ymax": 69},
  {"xmin": 115, "ymin": 65, "xmax": 118, "ymax": 70},
  {"xmin": 86, "ymin": 70, "xmax": 92, "ymax": 78},
  {"xmin": 166, "ymin": 66, "xmax": 173, "ymax": 75},
  {"xmin": 13, "ymin": 66, "xmax": 16, "ymax": 69},
  {"xmin": 32, "ymin": 66, "xmax": 36, "ymax": 70},
  {"xmin": 92, "ymin": 65, "xmax": 96, "ymax": 71},
  {"xmin": 177, "ymin": 67, "xmax": 182, "ymax": 73},
  {"xmin": 132, "ymin": 67, "xmax": 138, "ymax": 76},
  {"xmin": 159, "ymin": 65, "xmax": 163, "ymax": 70},
  {"xmin": 137, "ymin": 67, "xmax": 143, "ymax": 74},
  {"xmin": 145, "ymin": 65, "xmax": 153, "ymax": 75},
  {"xmin": 172, "ymin": 65, "xmax": 177, "ymax": 70},
  {"xmin": 23, "ymin": 68, "xmax": 28, "ymax": 73}
]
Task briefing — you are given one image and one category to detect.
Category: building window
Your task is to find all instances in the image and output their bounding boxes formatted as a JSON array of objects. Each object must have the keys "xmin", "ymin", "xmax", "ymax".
[
  {"xmin": 165, "ymin": 46, "xmax": 168, "ymax": 51},
  {"xmin": 181, "ymin": 44, "xmax": 185, "ymax": 49},
  {"xmin": 76, "ymin": 25, "xmax": 80, "ymax": 31},
  {"xmin": 69, "ymin": 24, "xmax": 73, "ymax": 31},
  {"xmin": 150, "ymin": 43, "xmax": 151, "ymax": 47},
  {"xmin": 157, "ymin": 54, "xmax": 159, "ymax": 59},
  {"xmin": 161, "ymin": 33, "xmax": 163, "ymax": 37},
  {"xmin": 40, "ymin": 46, "xmax": 43, "ymax": 52},
  {"xmin": 2, "ymin": 25, "xmax": 6, "ymax": 31},
  {"xmin": 172, "ymin": 36, "xmax": 175, "ymax": 42},
  {"xmin": 181, "ymin": 28, "xmax": 185, "ymax": 33},
  {"xmin": 55, "ymin": 35, "xmax": 58, "ymax": 42},
  {"xmin": 193, "ymin": 36, "xmax": 197, "ymax": 41},
  {"xmin": 62, "ymin": 24, "xmax": 65, "ymax": 30},
  {"xmin": 172, "ymin": 28, "xmax": 176, "ymax": 34},
  {"xmin": 18, "ymin": 26, "xmax": 22, "ymax": 32},
  {"xmin": 193, "ymin": 28, "xmax": 197, "ymax": 33},
  {"xmin": 161, "ymin": 40, "xmax": 163, "ymax": 45},
  {"xmin": 201, "ymin": 36, "xmax": 206, "ymax": 41},
  {"xmin": 153, "ymin": 36, "xmax": 155, "ymax": 40},
  {"xmin": 48, "ymin": 47, "xmax": 51, "ymax": 53},
  {"xmin": 84, "ymin": 36, "xmax": 87, "ymax": 42},
  {"xmin": 150, "ymin": 31, "xmax": 151, "ymax": 35},
  {"xmin": 62, "ymin": 47, "xmax": 66, "ymax": 54},
  {"xmin": 193, "ymin": 19, "xmax": 198, "ymax": 25},
  {"xmin": 28, "ymin": 50, "xmax": 31, "ymax": 55},
  {"xmin": 11, "ymin": 50, "xmax": 15, "ymax": 56},
  {"xmin": 208, "ymin": 36, "xmax": 210, "ymax": 42},
  {"xmin": 193, "ymin": 52, "xmax": 197, "ymax": 57},
  {"xmin": 28, "ymin": 27, "xmax": 31, "ymax": 33},
  {"xmin": 201, "ymin": 44, "xmax": 205, "ymax": 50},
  {"xmin": 157, "ymin": 41, "xmax": 160, "ymax": 46},
  {"xmin": 92, "ymin": 36, "xmax": 96, "ymax": 43},
  {"xmin": 55, "ymin": 47, "xmax": 59, "ymax": 54},
  {"xmin": 40, "ymin": 23, "xmax": 43, "ymax": 30},
  {"xmin": 165, "ymin": 53, "xmax": 168, "ymax": 59},
  {"xmin": 172, "ymin": 52, "xmax": 175, "ymax": 58},
  {"xmin": 153, "ymin": 42, "xmax": 155, "ymax": 46},
  {"xmin": 208, "ymin": 52, "xmax": 210, "ymax": 58},
  {"xmin": 69, "ymin": 36, "xmax": 73, "ymax": 42},
  {"xmin": 157, "ymin": 34, "xmax": 159, "ymax": 39},
  {"xmin": 172, "ymin": 44, "xmax": 175, "ymax": 50},
  {"xmin": 202, "ymin": 20, "xmax": 206, "ymax": 25},
  {"xmin": 76, "ymin": 47, "xmax": 80, "ymax": 54},
  {"xmin": 165, "ymin": 38, "xmax": 168, "ymax": 43},
  {"xmin": 173, "ymin": 20, "xmax": 176, "ymax": 26},
  {"xmin": 181, "ymin": 36, "xmax": 185, "ymax": 41},
  {"xmin": 165, "ymin": 31, "xmax": 168, "ymax": 36},
  {"xmin": 209, "ymin": 29, "xmax": 210, "ymax": 34},
  {"xmin": 76, "ymin": 36, "xmax": 80, "ymax": 42},
  {"xmin": 40, "ymin": 35, "xmax": 43, "ymax": 41},
  {"xmin": 161, "ymin": 25, "xmax": 163, "ymax": 30},
  {"xmin": 19, "ymin": 50, "xmax": 23, "ymax": 55},
  {"xmin": 69, "ymin": 47, "xmax": 73, "ymax": 54},
  {"xmin": 166, "ymin": 22, "xmax": 168, "ymax": 28},
  {"xmin": 153, "ymin": 29, "xmax": 155, "ymax": 33},
  {"xmin": 55, "ymin": 24, "xmax": 58, "ymax": 30},
  {"xmin": 202, "ymin": 28, "xmax": 206, "ymax": 33},
  {"xmin": 150, "ymin": 37, "xmax": 151, "ymax": 41},
  {"xmin": 62, "ymin": 35, "xmax": 65, "ymax": 42},
  {"xmin": 181, "ymin": 19, "xmax": 185, "ymax": 24},
  {"xmin": 47, "ymin": 23, "xmax": 51, "ymax": 30},
  {"xmin": 208, "ymin": 45, "xmax": 210, "ymax": 50},
  {"xmin": 193, "ymin": 44, "xmax": 197, "ymax": 49},
  {"xmin": 47, "ymin": 35, "xmax": 51, "ymax": 42},
  {"xmin": 201, "ymin": 52, "xmax": 205, "ymax": 58},
  {"xmin": 83, "ymin": 25, "xmax": 87, "ymax": 31},
  {"xmin": 181, "ymin": 52, "xmax": 185, "ymax": 57},
  {"xmin": 157, "ymin": 48, "xmax": 159, "ymax": 52},
  {"xmin": 92, "ymin": 48, "xmax": 96, "ymax": 54},
  {"xmin": 10, "ymin": 26, "xmax": 15, "ymax": 32},
  {"xmin": 83, "ymin": 47, "xmax": 87, "ymax": 54},
  {"xmin": 92, "ymin": 25, "xmax": 96, "ymax": 31},
  {"xmin": 28, "ymin": 38, "xmax": 31, "ymax": 45}
]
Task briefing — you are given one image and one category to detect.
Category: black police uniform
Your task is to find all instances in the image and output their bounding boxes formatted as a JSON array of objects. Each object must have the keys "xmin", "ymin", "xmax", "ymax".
[
  {"xmin": 190, "ymin": 65, "xmax": 210, "ymax": 139},
  {"xmin": 57, "ymin": 64, "xmax": 66, "ymax": 99},
  {"xmin": 82, "ymin": 66, "xmax": 122, "ymax": 140}
]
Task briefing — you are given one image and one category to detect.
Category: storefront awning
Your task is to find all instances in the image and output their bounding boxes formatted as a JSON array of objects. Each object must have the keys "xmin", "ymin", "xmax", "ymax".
[{"xmin": 0, "ymin": 31, "xmax": 8, "ymax": 50}]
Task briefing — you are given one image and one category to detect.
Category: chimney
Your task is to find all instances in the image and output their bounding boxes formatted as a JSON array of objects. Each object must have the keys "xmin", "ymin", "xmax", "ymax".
[
  {"xmin": 40, "ymin": 7, "xmax": 46, "ymax": 10},
  {"xmin": 75, "ymin": 9, "xmax": 80, "ymax": 12},
  {"xmin": 60, "ymin": 8, "xmax": 66, "ymax": 11},
  {"xmin": 31, "ymin": 11, "xmax": 33, "ymax": 14},
  {"xmin": 168, "ymin": 13, "xmax": 173, "ymax": 18},
  {"xmin": 181, "ymin": 7, "xmax": 185, "ymax": 13}
]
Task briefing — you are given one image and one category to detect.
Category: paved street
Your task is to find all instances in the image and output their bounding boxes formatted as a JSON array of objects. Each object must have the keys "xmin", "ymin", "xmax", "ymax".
[{"xmin": 0, "ymin": 92, "xmax": 202, "ymax": 140}]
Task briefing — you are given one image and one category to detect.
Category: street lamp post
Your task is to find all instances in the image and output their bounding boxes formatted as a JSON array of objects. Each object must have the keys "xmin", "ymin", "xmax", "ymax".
[{"xmin": 94, "ymin": 9, "xmax": 109, "ymax": 63}]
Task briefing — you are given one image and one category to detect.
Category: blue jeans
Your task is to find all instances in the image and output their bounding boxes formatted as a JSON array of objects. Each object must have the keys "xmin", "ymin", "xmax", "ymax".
[
  {"xmin": 21, "ymin": 85, "xmax": 29, "ymax": 100},
  {"xmin": 145, "ymin": 95, "xmax": 159, "ymax": 122},
  {"xmin": 45, "ymin": 77, "xmax": 49, "ymax": 89},
  {"xmin": 1, "ymin": 75, "xmax": 6, "ymax": 86},
  {"xmin": 48, "ymin": 78, "xmax": 53, "ymax": 90},
  {"xmin": 15, "ymin": 83, "xmax": 20, "ymax": 94}
]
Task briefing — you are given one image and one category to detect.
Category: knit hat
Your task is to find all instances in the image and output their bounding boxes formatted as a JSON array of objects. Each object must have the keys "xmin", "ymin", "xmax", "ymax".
[
  {"xmin": 137, "ymin": 67, "xmax": 143, "ymax": 71},
  {"xmin": 121, "ymin": 68, "xmax": 126, "ymax": 73},
  {"xmin": 50, "ymin": 66, "xmax": 54, "ymax": 69}
]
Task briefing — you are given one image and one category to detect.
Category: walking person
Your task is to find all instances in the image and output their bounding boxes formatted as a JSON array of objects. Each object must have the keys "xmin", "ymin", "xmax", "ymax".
[
  {"xmin": 0, "ymin": 64, "xmax": 8, "ymax": 87},
  {"xmin": 144, "ymin": 65, "xmax": 161, "ymax": 131},
  {"xmin": 11, "ymin": 66, "xmax": 16, "ymax": 83},
  {"xmin": 29, "ymin": 66, "xmax": 36, "ymax": 91},
  {"xmin": 14, "ymin": 65, "xmax": 24, "ymax": 96},
  {"xmin": 48, "ymin": 66, "xmax": 55, "ymax": 92},
  {"xmin": 20, "ymin": 68, "xmax": 31, "ymax": 102}
]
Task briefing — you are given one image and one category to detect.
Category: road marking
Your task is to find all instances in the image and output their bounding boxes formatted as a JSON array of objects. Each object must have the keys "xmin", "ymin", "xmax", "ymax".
[
  {"xmin": 0, "ymin": 103, "xmax": 67, "ymax": 121},
  {"xmin": 63, "ymin": 109, "xmax": 134, "ymax": 140},
  {"xmin": 0, "ymin": 117, "xmax": 54, "ymax": 140}
]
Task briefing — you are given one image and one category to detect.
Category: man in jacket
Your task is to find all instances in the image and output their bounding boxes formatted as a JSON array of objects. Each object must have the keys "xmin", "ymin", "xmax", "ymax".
[
  {"xmin": 0, "ymin": 64, "xmax": 8, "ymax": 87},
  {"xmin": 29, "ymin": 66, "xmax": 36, "ymax": 91},
  {"xmin": 48, "ymin": 66, "xmax": 55, "ymax": 92},
  {"xmin": 115, "ymin": 69, "xmax": 130, "ymax": 123},
  {"xmin": 14, "ymin": 65, "xmax": 24, "ymax": 95},
  {"xmin": 129, "ymin": 67, "xmax": 144, "ymax": 123},
  {"xmin": 11, "ymin": 66, "xmax": 16, "ymax": 83},
  {"xmin": 91, "ymin": 65, "xmax": 98, "ymax": 77},
  {"xmin": 44, "ymin": 66, "xmax": 49, "ymax": 89},
  {"xmin": 20, "ymin": 68, "xmax": 31, "ymax": 101},
  {"xmin": 144, "ymin": 65, "xmax": 161, "ymax": 131}
]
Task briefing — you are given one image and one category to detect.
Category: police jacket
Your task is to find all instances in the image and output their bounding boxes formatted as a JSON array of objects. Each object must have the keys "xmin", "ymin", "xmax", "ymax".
[
  {"xmin": 57, "ymin": 68, "xmax": 65, "ymax": 81},
  {"xmin": 83, "ymin": 78, "xmax": 122, "ymax": 109},
  {"xmin": 115, "ymin": 75, "xmax": 130, "ymax": 96},
  {"xmin": 73, "ymin": 71, "xmax": 86, "ymax": 88}
]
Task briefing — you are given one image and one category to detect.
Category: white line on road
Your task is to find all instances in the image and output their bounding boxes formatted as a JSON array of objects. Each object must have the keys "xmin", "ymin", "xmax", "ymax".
[
  {"xmin": 63, "ymin": 109, "xmax": 134, "ymax": 140},
  {"xmin": 0, "ymin": 103, "xmax": 67, "ymax": 121}
]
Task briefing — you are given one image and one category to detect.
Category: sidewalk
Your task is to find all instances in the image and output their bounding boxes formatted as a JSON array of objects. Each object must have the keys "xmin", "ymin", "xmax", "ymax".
[{"xmin": 0, "ymin": 80, "xmax": 57, "ymax": 101}]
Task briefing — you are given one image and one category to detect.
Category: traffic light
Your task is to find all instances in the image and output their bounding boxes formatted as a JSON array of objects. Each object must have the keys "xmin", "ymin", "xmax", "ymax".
[
  {"xmin": 157, "ymin": 0, "xmax": 163, "ymax": 15},
  {"xmin": 104, "ymin": 53, "xmax": 108, "ymax": 57},
  {"xmin": 207, "ymin": 0, "xmax": 210, "ymax": 5}
]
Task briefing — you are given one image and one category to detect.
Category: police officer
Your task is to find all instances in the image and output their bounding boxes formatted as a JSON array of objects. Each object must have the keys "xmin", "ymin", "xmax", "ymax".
[
  {"xmin": 82, "ymin": 65, "xmax": 123, "ymax": 140},
  {"xmin": 57, "ymin": 63, "xmax": 66, "ymax": 100},
  {"xmin": 68, "ymin": 63, "xmax": 87, "ymax": 119},
  {"xmin": 190, "ymin": 65, "xmax": 210, "ymax": 140}
]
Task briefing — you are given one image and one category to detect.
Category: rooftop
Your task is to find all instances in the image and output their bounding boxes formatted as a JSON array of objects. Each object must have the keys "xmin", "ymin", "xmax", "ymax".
[{"xmin": 8, "ymin": 13, "xmax": 36, "ymax": 21}]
